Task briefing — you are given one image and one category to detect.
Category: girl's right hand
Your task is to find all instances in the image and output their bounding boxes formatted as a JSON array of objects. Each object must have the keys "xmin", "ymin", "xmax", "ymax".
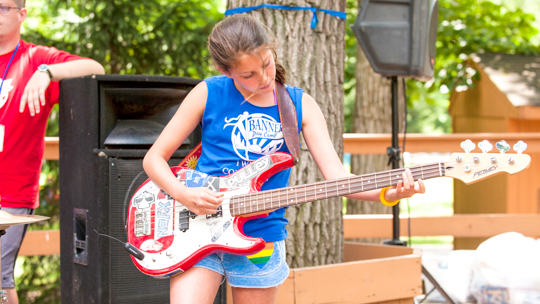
[{"xmin": 177, "ymin": 187, "xmax": 224, "ymax": 216}]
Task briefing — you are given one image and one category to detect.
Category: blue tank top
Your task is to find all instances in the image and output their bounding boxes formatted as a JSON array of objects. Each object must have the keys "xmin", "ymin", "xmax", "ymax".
[{"xmin": 197, "ymin": 75, "xmax": 303, "ymax": 242}]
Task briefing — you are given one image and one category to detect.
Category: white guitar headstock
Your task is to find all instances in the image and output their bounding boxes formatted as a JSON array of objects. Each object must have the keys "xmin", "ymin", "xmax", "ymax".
[{"xmin": 447, "ymin": 140, "xmax": 531, "ymax": 184}]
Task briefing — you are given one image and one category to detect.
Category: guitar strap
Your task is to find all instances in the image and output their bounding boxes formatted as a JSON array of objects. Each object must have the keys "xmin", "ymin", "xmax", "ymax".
[
  {"xmin": 176, "ymin": 81, "xmax": 300, "ymax": 168},
  {"xmin": 275, "ymin": 81, "xmax": 300, "ymax": 165}
]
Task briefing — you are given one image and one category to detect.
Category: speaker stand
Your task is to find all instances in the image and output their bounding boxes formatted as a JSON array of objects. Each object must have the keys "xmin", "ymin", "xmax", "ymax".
[{"xmin": 383, "ymin": 76, "xmax": 456, "ymax": 304}]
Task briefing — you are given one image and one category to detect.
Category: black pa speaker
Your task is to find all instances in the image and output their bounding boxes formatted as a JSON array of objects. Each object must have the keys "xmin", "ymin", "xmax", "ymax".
[
  {"xmin": 59, "ymin": 75, "xmax": 225, "ymax": 304},
  {"xmin": 352, "ymin": 0, "xmax": 439, "ymax": 81}
]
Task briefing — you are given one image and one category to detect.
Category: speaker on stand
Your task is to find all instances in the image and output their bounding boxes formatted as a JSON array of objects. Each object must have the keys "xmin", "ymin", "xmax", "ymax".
[
  {"xmin": 59, "ymin": 75, "xmax": 225, "ymax": 304},
  {"xmin": 351, "ymin": 1, "xmax": 455, "ymax": 303}
]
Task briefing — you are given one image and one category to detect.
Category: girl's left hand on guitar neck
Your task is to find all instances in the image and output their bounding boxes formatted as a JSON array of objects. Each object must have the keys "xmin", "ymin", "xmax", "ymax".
[{"xmin": 381, "ymin": 168, "xmax": 426, "ymax": 202}]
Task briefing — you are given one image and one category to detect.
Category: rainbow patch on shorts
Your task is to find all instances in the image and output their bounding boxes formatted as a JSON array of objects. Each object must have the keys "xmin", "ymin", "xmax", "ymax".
[{"xmin": 247, "ymin": 242, "xmax": 274, "ymax": 269}]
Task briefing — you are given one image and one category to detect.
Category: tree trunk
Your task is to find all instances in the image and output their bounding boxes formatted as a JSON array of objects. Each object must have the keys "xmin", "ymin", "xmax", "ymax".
[
  {"xmin": 227, "ymin": 0, "xmax": 346, "ymax": 267},
  {"xmin": 347, "ymin": 0, "xmax": 406, "ymax": 244}
]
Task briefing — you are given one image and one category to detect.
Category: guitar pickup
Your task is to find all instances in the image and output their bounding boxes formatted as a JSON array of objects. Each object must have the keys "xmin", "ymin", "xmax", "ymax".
[
  {"xmin": 206, "ymin": 206, "xmax": 222, "ymax": 219},
  {"xmin": 179, "ymin": 210, "xmax": 195, "ymax": 232}
]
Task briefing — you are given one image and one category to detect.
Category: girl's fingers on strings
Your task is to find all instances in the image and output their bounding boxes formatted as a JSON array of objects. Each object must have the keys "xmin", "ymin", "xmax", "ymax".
[{"xmin": 417, "ymin": 178, "xmax": 426, "ymax": 194}]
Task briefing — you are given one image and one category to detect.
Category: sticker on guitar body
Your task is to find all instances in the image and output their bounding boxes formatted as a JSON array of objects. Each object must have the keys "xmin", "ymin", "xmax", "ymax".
[{"xmin": 224, "ymin": 155, "xmax": 273, "ymax": 189}]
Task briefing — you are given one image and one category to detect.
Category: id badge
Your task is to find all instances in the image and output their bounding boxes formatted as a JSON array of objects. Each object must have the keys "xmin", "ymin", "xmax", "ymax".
[{"xmin": 0, "ymin": 124, "xmax": 4, "ymax": 152}]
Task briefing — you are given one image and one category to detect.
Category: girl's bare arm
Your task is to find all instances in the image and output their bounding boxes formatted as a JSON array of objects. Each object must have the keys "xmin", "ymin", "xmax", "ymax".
[{"xmin": 142, "ymin": 82, "xmax": 223, "ymax": 215}]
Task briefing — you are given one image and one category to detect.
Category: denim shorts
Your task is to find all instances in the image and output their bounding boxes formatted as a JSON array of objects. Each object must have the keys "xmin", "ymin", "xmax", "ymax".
[{"xmin": 193, "ymin": 240, "xmax": 289, "ymax": 288}]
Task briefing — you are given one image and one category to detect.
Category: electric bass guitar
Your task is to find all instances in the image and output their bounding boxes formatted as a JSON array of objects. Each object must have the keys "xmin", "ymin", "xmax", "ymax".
[{"xmin": 126, "ymin": 140, "xmax": 530, "ymax": 278}]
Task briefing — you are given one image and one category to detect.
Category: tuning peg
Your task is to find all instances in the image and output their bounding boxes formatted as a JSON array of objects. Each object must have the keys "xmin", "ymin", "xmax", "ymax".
[
  {"xmin": 460, "ymin": 139, "xmax": 476, "ymax": 153},
  {"xmin": 496, "ymin": 140, "xmax": 510, "ymax": 154},
  {"xmin": 478, "ymin": 140, "xmax": 493, "ymax": 153},
  {"xmin": 513, "ymin": 141, "xmax": 528, "ymax": 154}
]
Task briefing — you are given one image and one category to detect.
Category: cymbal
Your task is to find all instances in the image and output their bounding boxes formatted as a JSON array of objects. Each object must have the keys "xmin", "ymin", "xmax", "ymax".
[{"xmin": 0, "ymin": 210, "xmax": 49, "ymax": 230}]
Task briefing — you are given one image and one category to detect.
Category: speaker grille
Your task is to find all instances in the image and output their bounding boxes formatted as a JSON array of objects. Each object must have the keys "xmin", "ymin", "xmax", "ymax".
[{"xmin": 109, "ymin": 158, "xmax": 173, "ymax": 303}]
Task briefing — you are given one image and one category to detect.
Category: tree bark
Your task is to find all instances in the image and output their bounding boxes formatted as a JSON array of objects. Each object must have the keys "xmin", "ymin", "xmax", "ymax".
[
  {"xmin": 347, "ymin": 0, "xmax": 406, "ymax": 243},
  {"xmin": 227, "ymin": 0, "xmax": 346, "ymax": 267}
]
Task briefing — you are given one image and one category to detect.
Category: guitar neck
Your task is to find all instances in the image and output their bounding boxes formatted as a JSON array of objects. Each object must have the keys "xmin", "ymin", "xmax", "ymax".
[{"xmin": 230, "ymin": 162, "xmax": 445, "ymax": 217}]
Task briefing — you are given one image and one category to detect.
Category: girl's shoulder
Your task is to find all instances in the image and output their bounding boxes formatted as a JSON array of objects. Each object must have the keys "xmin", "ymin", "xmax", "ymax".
[
  {"xmin": 203, "ymin": 75, "xmax": 230, "ymax": 89},
  {"xmin": 284, "ymin": 83, "xmax": 304, "ymax": 101}
]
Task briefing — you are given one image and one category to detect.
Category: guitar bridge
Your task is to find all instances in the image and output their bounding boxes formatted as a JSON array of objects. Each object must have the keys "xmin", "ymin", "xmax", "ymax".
[{"xmin": 134, "ymin": 210, "xmax": 151, "ymax": 236}]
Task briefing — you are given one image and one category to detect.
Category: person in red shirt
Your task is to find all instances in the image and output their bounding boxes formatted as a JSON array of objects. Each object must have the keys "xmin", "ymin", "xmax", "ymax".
[{"xmin": 0, "ymin": 0, "xmax": 105, "ymax": 302}]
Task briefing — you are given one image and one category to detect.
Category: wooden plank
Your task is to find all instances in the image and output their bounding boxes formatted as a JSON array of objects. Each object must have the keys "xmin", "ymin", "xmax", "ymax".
[
  {"xmin": 343, "ymin": 133, "xmax": 540, "ymax": 154},
  {"xmin": 293, "ymin": 255, "xmax": 422, "ymax": 304},
  {"xmin": 45, "ymin": 133, "xmax": 540, "ymax": 159},
  {"xmin": 344, "ymin": 214, "xmax": 540, "ymax": 239},
  {"xmin": 375, "ymin": 299, "xmax": 414, "ymax": 304},
  {"xmin": 19, "ymin": 230, "xmax": 60, "ymax": 256},
  {"xmin": 44, "ymin": 137, "xmax": 59, "ymax": 160},
  {"xmin": 275, "ymin": 271, "xmax": 295, "ymax": 304},
  {"xmin": 343, "ymin": 242, "xmax": 414, "ymax": 263}
]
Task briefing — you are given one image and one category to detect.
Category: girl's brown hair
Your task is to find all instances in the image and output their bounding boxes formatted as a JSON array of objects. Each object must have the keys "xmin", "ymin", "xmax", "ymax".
[{"xmin": 208, "ymin": 14, "xmax": 286, "ymax": 84}]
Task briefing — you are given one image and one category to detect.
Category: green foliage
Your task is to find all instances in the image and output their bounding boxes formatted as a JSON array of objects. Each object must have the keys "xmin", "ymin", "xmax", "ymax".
[
  {"xmin": 406, "ymin": 0, "xmax": 540, "ymax": 133},
  {"xmin": 436, "ymin": 0, "xmax": 539, "ymax": 92},
  {"xmin": 16, "ymin": 256, "xmax": 61, "ymax": 304},
  {"xmin": 344, "ymin": 0, "xmax": 358, "ymax": 133},
  {"xmin": 17, "ymin": 1, "xmax": 224, "ymax": 302},
  {"xmin": 22, "ymin": 0, "xmax": 224, "ymax": 77},
  {"xmin": 17, "ymin": 160, "xmax": 60, "ymax": 304},
  {"xmin": 343, "ymin": 0, "xmax": 540, "ymax": 134}
]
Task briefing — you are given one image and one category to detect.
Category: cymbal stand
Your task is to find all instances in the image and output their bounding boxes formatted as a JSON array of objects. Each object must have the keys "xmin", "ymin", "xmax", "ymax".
[{"xmin": 0, "ymin": 230, "xmax": 8, "ymax": 303}]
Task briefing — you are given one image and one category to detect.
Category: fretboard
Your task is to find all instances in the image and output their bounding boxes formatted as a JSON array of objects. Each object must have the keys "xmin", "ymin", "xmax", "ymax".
[{"xmin": 230, "ymin": 162, "xmax": 445, "ymax": 217}]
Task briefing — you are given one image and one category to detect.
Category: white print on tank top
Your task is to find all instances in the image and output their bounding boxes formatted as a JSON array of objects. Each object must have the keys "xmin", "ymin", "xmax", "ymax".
[
  {"xmin": 224, "ymin": 111, "xmax": 284, "ymax": 161},
  {"xmin": 0, "ymin": 78, "xmax": 14, "ymax": 109}
]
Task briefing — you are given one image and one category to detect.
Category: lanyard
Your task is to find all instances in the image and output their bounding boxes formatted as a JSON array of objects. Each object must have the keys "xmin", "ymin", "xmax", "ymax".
[
  {"xmin": 0, "ymin": 41, "xmax": 20, "ymax": 96},
  {"xmin": 0, "ymin": 41, "xmax": 20, "ymax": 152}
]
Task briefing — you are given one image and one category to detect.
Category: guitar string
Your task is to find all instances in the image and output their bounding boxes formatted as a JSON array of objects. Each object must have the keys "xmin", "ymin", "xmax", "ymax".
[
  {"xmin": 132, "ymin": 164, "xmax": 446, "ymax": 225},
  {"xmin": 135, "ymin": 164, "xmax": 445, "ymax": 223}
]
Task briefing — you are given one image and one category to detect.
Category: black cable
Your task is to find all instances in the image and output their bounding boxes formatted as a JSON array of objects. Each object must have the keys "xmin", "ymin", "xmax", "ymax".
[
  {"xmin": 94, "ymin": 229, "xmax": 125, "ymax": 245},
  {"xmin": 94, "ymin": 229, "xmax": 145, "ymax": 260}
]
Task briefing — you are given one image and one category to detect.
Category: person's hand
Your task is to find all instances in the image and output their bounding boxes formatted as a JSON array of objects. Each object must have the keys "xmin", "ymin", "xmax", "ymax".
[
  {"xmin": 19, "ymin": 70, "xmax": 51, "ymax": 116},
  {"xmin": 177, "ymin": 187, "xmax": 224, "ymax": 215},
  {"xmin": 385, "ymin": 168, "xmax": 426, "ymax": 201}
]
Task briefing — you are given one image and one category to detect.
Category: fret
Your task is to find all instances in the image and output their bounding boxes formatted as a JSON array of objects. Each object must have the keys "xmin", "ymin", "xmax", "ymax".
[
  {"xmin": 250, "ymin": 194, "xmax": 253, "ymax": 213},
  {"xmin": 304, "ymin": 185, "xmax": 307, "ymax": 205},
  {"xmin": 347, "ymin": 176, "xmax": 351, "ymax": 195},
  {"xmin": 336, "ymin": 180, "xmax": 339, "ymax": 197},
  {"xmin": 421, "ymin": 165, "xmax": 424, "ymax": 180},
  {"xmin": 389, "ymin": 171, "xmax": 392, "ymax": 187},
  {"xmin": 439, "ymin": 162, "xmax": 443, "ymax": 176},
  {"xmin": 243, "ymin": 195, "xmax": 246, "ymax": 215},
  {"xmin": 361, "ymin": 175, "xmax": 364, "ymax": 191},
  {"xmin": 375, "ymin": 173, "xmax": 378, "ymax": 189},
  {"xmin": 314, "ymin": 184, "xmax": 317, "ymax": 200},
  {"xmin": 286, "ymin": 188, "xmax": 289, "ymax": 206},
  {"xmin": 325, "ymin": 181, "xmax": 328, "ymax": 199}
]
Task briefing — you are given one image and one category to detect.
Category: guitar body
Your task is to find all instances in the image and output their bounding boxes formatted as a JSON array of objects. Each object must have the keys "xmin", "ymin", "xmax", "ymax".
[{"xmin": 126, "ymin": 153, "xmax": 294, "ymax": 278}]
